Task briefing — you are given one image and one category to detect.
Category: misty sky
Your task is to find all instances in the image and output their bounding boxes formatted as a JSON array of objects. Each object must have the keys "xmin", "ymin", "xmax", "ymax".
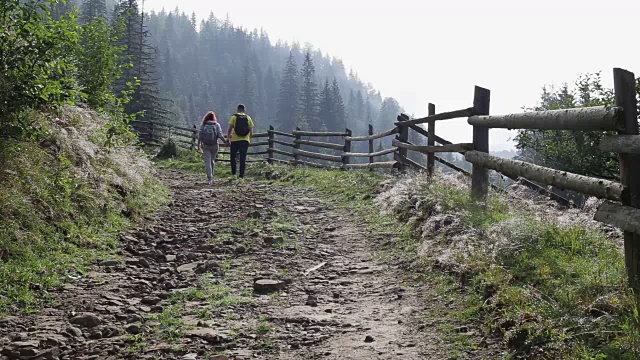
[{"xmin": 147, "ymin": 0, "xmax": 640, "ymax": 151}]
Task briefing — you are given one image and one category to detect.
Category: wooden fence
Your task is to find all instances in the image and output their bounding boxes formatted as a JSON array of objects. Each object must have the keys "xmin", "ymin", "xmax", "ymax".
[{"xmin": 133, "ymin": 67, "xmax": 640, "ymax": 289}]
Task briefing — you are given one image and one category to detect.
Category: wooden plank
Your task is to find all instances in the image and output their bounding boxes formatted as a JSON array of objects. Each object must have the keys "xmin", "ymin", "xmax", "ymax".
[
  {"xmin": 600, "ymin": 135, "xmax": 640, "ymax": 154},
  {"xmin": 398, "ymin": 154, "xmax": 427, "ymax": 172},
  {"xmin": 297, "ymin": 159, "xmax": 339, "ymax": 169},
  {"xmin": 427, "ymin": 103, "xmax": 436, "ymax": 177},
  {"xmin": 345, "ymin": 127, "xmax": 398, "ymax": 141},
  {"xmin": 396, "ymin": 114, "xmax": 409, "ymax": 172},
  {"xmin": 292, "ymin": 130, "xmax": 349, "ymax": 137},
  {"xmin": 293, "ymin": 148, "xmax": 343, "ymax": 162},
  {"xmin": 267, "ymin": 125, "xmax": 274, "ymax": 164},
  {"xmin": 595, "ymin": 201, "xmax": 640, "ymax": 235},
  {"xmin": 468, "ymin": 105, "xmax": 621, "ymax": 130},
  {"xmin": 465, "ymin": 150, "xmax": 624, "ymax": 201},
  {"xmin": 252, "ymin": 132, "xmax": 268, "ymax": 138},
  {"xmin": 343, "ymin": 147, "xmax": 397, "ymax": 158},
  {"xmin": 471, "ymin": 86, "xmax": 491, "ymax": 200},
  {"xmin": 293, "ymin": 127, "xmax": 301, "ymax": 167},
  {"xmin": 248, "ymin": 141, "xmax": 269, "ymax": 147},
  {"xmin": 368, "ymin": 124, "xmax": 374, "ymax": 168},
  {"xmin": 434, "ymin": 155, "xmax": 471, "ymax": 176},
  {"xmin": 392, "ymin": 139, "xmax": 473, "ymax": 153},
  {"xmin": 343, "ymin": 128, "xmax": 352, "ymax": 168},
  {"xmin": 394, "ymin": 107, "xmax": 474, "ymax": 127},
  {"xmin": 272, "ymin": 139, "xmax": 295, "ymax": 148},
  {"xmin": 216, "ymin": 158, "xmax": 266, "ymax": 163},
  {"xmin": 294, "ymin": 139, "xmax": 345, "ymax": 151},
  {"xmin": 269, "ymin": 130, "xmax": 296, "ymax": 138},
  {"xmin": 613, "ymin": 67, "xmax": 640, "ymax": 289},
  {"xmin": 270, "ymin": 158, "xmax": 290, "ymax": 165},
  {"xmin": 272, "ymin": 149, "xmax": 295, "ymax": 157},
  {"xmin": 344, "ymin": 161, "xmax": 399, "ymax": 170}
]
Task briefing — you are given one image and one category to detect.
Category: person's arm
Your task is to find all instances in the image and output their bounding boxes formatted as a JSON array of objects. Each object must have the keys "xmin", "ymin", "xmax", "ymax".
[
  {"xmin": 227, "ymin": 115, "xmax": 235, "ymax": 143},
  {"xmin": 249, "ymin": 117, "xmax": 254, "ymax": 138}
]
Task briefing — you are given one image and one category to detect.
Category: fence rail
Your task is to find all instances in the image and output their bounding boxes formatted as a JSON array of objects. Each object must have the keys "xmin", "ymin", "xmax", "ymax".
[{"xmin": 133, "ymin": 66, "xmax": 640, "ymax": 290}]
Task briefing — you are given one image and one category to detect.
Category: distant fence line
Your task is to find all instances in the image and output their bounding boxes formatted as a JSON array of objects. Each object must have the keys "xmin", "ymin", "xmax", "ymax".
[{"xmin": 133, "ymin": 67, "xmax": 640, "ymax": 290}]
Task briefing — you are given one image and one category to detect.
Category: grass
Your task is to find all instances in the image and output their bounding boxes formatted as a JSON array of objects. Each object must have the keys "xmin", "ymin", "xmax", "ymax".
[
  {"xmin": 156, "ymin": 151, "xmax": 640, "ymax": 358},
  {"xmin": 0, "ymin": 111, "xmax": 169, "ymax": 314}
]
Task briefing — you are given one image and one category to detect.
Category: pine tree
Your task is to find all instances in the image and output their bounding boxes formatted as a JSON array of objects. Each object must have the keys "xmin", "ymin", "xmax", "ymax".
[
  {"xmin": 263, "ymin": 66, "xmax": 278, "ymax": 124},
  {"xmin": 330, "ymin": 78, "xmax": 346, "ymax": 130},
  {"xmin": 113, "ymin": 0, "xmax": 171, "ymax": 121},
  {"xmin": 298, "ymin": 51, "xmax": 319, "ymax": 130},
  {"xmin": 241, "ymin": 58, "xmax": 259, "ymax": 123},
  {"xmin": 319, "ymin": 79, "xmax": 332, "ymax": 130},
  {"xmin": 81, "ymin": 0, "xmax": 107, "ymax": 23},
  {"xmin": 276, "ymin": 53, "xmax": 298, "ymax": 131}
]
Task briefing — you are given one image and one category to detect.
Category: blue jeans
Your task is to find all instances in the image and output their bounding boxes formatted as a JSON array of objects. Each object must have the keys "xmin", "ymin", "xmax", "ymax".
[{"xmin": 230, "ymin": 140, "xmax": 249, "ymax": 178}]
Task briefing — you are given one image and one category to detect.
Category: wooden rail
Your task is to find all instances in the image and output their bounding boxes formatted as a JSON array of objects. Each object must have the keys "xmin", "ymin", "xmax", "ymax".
[
  {"xmin": 345, "ymin": 127, "xmax": 398, "ymax": 141},
  {"xmin": 468, "ymin": 106, "xmax": 622, "ymax": 131},
  {"xmin": 395, "ymin": 107, "xmax": 473, "ymax": 127}
]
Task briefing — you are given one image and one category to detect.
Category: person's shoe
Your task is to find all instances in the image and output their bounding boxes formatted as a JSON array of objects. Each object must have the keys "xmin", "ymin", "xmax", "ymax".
[{"xmin": 207, "ymin": 178, "xmax": 213, "ymax": 185}]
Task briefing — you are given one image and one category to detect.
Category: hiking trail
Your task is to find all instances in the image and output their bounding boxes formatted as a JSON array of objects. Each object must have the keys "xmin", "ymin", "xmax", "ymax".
[{"xmin": 0, "ymin": 170, "xmax": 445, "ymax": 360}]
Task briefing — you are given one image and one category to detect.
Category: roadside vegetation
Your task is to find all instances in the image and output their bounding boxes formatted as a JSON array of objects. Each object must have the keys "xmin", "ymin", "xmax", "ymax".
[{"xmin": 159, "ymin": 151, "xmax": 639, "ymax": 358}]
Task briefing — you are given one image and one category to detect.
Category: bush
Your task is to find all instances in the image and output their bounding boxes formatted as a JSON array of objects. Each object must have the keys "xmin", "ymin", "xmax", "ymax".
[{"xmin": 156, "ymin": 138, "xmax": 178, "ymax": 159}]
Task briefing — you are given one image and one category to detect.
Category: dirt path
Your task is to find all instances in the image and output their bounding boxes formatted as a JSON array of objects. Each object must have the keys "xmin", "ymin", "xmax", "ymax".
[{"xmin": 0, "ymin": 170, "xmax": 443, "ymax": 359}]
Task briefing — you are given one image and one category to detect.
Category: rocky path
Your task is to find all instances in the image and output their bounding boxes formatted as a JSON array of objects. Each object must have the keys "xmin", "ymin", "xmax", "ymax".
[{"xmin": 0, "ymin": 170, "xmax": 443, "ymax": 359}]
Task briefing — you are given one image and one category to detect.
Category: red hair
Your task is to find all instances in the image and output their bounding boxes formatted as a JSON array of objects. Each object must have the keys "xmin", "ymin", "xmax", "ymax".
[{"xmin": 202, "ymin": 111, "xmax": 217, "ymax": 124}]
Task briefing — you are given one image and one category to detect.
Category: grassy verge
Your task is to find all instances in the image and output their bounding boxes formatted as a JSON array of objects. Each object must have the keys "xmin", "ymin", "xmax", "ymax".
[
  {"xmin": 0, "ymin": 109, "xmax": 169, "ymax": 314},
  {"xmin": 154, "ymin": 153, "xmax": 640, "ymax": 358}
]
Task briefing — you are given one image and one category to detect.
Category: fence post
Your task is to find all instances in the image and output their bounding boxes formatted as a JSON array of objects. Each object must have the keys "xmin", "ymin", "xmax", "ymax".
[
  {"xmin": 190, "ymin": 124, "xmax": 197, "ymax": 150},
  {"xmin": 293, "ymin": 126, "xmax": 301, "ymax": 167},
  {"xmin": 427, "ymin": 103, "xmax": 436, "ymax": 178},
  {"xmin": 267, "ymin": 125, "xmax": 274, "ymax": 164},
  {"xmin": 471, "ymin": 86, "xmax": 491, "ymax": 200},
  {"xmin": 613, "ymin": 67, "xmax": 640, "ymax": 289},
  {"xmin": 368, "ymin": 124, "xmax": 374, "ymax": 170},
  {"xmin": 395, "ymin": 115, "xmax": 409, "ymax": 172},
  {"xmin": 149, "ymin": 121, "xmax": 154, "ymax": 143},
  {"xmin": 342, "ymin": 128, "xmax": 352, "ymax": 170}
]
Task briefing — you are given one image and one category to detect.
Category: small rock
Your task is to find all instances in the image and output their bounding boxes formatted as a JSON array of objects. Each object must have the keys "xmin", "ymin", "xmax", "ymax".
[
  {"xmin": 177, "ymin": 262, "xmax": 200, "ymax": 273},
  {"xmin": 66, "ymin": 326, "xmax": 83, "ymax": 337},
  {"xmin": 101, "ymin": 260, "xmax": 120, "ymax": 267},
  {"xmin": 69, "ymin": 313, "xmax": 102, "ymax": 328},
  {"xmin": 181, "ymin": 354, "xmax": 198, "ymax": 360},
  {"xmin": 33, "ymin": 348, "xmax": 60, "ymax": 360},
  {"xmin": 138, "ymin": 258, "xmax": 150, "ymax": 268},
  {"xmin": 88, "ymin": 330, "xmax": 102, "ymax": 340},
  {"xmin": 263, "ymin": 236, "xmax": 283, "ymax": 246},
  {"xmin": 165, "ymin": 255, "xmax": 177, "ymax": 262},
  {"xmin": 248, "ymin": 211, "xmax": 261, "ymax": 219},
  {"xmin": 306, "ymin": 295, "xmax": 318, "ymax": 307},
  {"xmin": 126, "ymin": 324, "xmax": 141, "ymax": 335},
  {"xmin": 210, "ymin": 356, "xmax": 229, "ymax": 360},
  {"xmin": 126, "ymin": 314, "xmax": 142, "ymax": 323},
  {"xmin": 325, "ymin": 225, "xmax": 337, "ymax": 232},
  {"xmin": 141, "ymin": 296, "xmax": 161, "ymax": 305},
  {"xmin": 364, "ymin": 335, "xmax": 375, "ymax": 343},
  {"xmin": 102, "ymin": 326, "xmax": 120, "ymax": 338},
  {"xmin": 253, "ymin": 279, "xmax": 286, "ymax": 293},
  {"xmin": 235, "ymin": 245, "xmax": 246, "ymax": 254}
]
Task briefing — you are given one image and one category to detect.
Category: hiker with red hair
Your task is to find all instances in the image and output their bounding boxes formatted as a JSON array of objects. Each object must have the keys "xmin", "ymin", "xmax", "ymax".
[{"xmin": 197, "ymin": 111, "xmax": 228, "ymax": 185}]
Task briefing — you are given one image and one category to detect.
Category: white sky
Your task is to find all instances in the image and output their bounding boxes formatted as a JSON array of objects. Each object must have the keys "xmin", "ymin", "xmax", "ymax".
[{"xmin": 147, "ymin": 0, "xmax": 640, "ymax": 151}]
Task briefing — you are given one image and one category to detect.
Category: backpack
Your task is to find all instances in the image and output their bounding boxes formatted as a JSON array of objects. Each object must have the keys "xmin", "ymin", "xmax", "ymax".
[
  {"xmin": 199, "ymin": 121, "xmax": 219, "ymax": 146},
  {"xmin": 233, "ymin": 114, "xmax": 250, "ymax": 137}
]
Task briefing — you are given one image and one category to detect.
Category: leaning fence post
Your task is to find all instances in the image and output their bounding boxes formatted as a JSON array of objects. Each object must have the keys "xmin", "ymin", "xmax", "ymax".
[
  {"xmin": 342, "ymin": 128, "xmax": 352, "ymax": 170},
  {"xmin": 427, "ymin": 103, "xmax": 436, "ymax": 178},
  {"xmin": 471, "ymin": 86, "xmax": 491, "ymax": 200},
  {"xmin": 368, "ymin": 124, "xmax": 374, "ymax": 170},
  {"xmin": 267, "ymin": 125, "xmax": 274, "ymax": 164},
  {"xmin": 395, "ymin": 115, "xmax": 409, "ymax": 172},
  {"xmin": 190, "ymin": 124, "xmax": 197, "ymax": 150},
  {"xmin": 613, "ymin": 67, "xmax": 640, "ymax": 289},
  {"xmin": 293, "ymin": 127, "xmax": 301, "ymax": 167}
]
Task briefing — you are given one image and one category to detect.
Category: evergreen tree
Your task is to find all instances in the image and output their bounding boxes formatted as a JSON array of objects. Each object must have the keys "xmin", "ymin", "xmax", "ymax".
[
  {"xmin": 298, "ymin": 51, "xmax": 319, "ymax": 130},
  {"xmin": 263, "ymin": 66, "xmax": 278, "ymax": 124},
  {"xmin": 330, "ymin": 78, "xmax": 346, "ymax": 130},
  {"xmin": 113, "ymin": 0, "xmax": 171, "ymax": 121},
  {"xmin": 319, "ymin": 79, "xmax": 332, "ymax": 130},
  {"xmin": 241, "ymin": 58, "xmax": 258, "ymax": 121},
  {"xmin": 276, "ymin": 53, "xmax": 298, "ymax": 131},
  {"xmin": 81, "ymin": 0, "xmax": 107, "ymax": 23}
]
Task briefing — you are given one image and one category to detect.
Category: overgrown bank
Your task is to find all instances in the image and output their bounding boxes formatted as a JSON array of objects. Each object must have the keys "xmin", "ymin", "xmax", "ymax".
[
  {"xmin": 158, "ymin": 152, "xmax": 638, "ymax": 358},
  {"xmin": 0, "ymin": 107, "xmax": 168, "ymax": 313}
]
